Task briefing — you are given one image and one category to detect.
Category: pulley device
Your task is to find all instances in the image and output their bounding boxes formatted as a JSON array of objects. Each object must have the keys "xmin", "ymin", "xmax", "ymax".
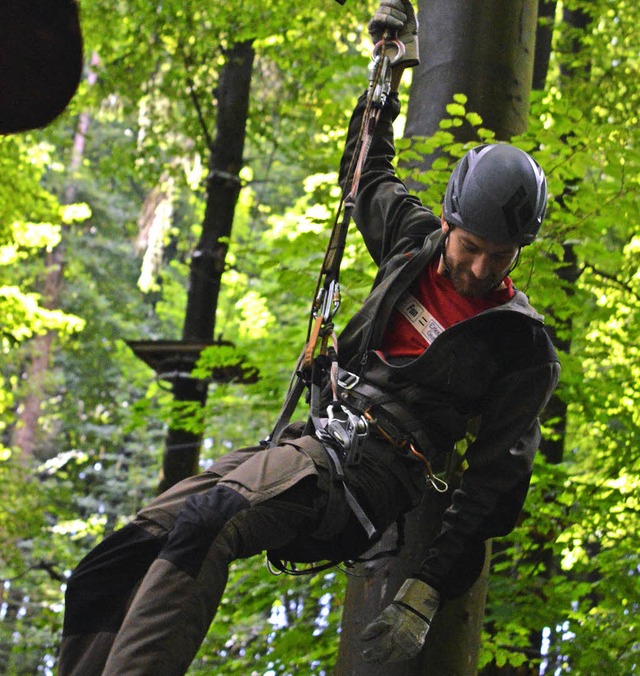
[{"xmin": 266, "ymin": 34, "xmax": 405, "ymax": 451}]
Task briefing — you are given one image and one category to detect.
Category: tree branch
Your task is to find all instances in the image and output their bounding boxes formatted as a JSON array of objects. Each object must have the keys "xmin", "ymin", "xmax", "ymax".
[
  {"xmin": 582, "ymin": 263, "xmax": 640, "ymax": 302},
  {"xmin": 180, "ymin": 47, "xmax": 215, "ymax": 150}
]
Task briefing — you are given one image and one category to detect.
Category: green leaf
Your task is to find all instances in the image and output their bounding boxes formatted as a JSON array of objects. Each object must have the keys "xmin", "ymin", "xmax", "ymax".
[{"xmin": 446, "ymin": 102, "xmax": 466, "ymax": 117}]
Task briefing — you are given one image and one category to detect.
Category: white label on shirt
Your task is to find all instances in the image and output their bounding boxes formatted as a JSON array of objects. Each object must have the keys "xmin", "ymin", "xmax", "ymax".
[{"xmin": 396, "ymin": 292, "xmax": 445, "ymax": 344}]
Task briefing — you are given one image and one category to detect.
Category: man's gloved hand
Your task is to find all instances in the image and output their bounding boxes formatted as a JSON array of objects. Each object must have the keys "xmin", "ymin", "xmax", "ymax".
[
  {"xmin": 368, "ymin": 0, "xmax": 419, "ymax": 68},
  {"xmin": 360, "ymin": 578, "xmax": 439, "ymax": 663}
]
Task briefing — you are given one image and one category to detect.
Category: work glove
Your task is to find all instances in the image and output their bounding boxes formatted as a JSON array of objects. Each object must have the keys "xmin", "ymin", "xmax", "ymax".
[
  {"xmin": 360, "ymin": 578, "xmax": 439, "ymax": 663},
  {"xmin": 368, "ymin": 0, "xmax": 419, "ymax": 68}
]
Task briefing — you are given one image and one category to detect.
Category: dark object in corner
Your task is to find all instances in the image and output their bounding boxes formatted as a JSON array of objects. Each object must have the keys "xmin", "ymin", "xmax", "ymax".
[{"xmin": 0, "ymin": 0, "xmax": 83, "ymax": 134}]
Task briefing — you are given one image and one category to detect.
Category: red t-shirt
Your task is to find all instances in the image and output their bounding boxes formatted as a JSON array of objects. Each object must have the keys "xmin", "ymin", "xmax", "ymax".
[{"xmin": 380, "ymin": 259, "xmax": 514, "ymax": 358}]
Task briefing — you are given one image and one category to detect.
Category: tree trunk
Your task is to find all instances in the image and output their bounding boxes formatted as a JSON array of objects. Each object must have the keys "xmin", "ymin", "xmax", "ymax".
[
  {"xmin": 405, "ymin": 0, "xmax": 539, "ymax": 146},
  {"xmin": 336, "ymin": 484, "xmax": 490, "ymax": 676},
  {"xmin": 335, "ymin": 1, "xmax": 539, "ymax": 673},
  {"xmin": 11, "ymin": 52, "xmax": 99, "ymax": 462},
  {"xmin": 535, "ymin": 2, "xmax": 589, "ymax": 469},
  {"xmin": 159, "ymin": 40, "xmax": 255, "ymax": 492},
  {"xmin": 532, "ymin": 1, "xmax": 557, "ymax": 91}
]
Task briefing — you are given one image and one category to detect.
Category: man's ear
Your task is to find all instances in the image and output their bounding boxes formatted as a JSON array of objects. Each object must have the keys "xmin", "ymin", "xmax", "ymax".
[{"xmin": 440, "ymin": 214, "xmax": 450, "ymax": 235}]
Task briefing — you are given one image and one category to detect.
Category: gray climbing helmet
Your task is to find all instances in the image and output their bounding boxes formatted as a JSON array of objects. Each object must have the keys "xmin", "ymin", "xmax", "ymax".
[{"xmin": 443, "ymin": 144, "xmax": 548, "ymax": 246}]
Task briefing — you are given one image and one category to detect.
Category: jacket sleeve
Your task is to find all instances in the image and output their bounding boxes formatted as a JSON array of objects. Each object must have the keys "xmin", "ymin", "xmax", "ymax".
[
  {"xmin": 415, "ymin": 360, "xmax": 560, "ymax": 598},
  {"xmin": 339, "ymin": 92, "xmax": 440, "ymax": 266}
]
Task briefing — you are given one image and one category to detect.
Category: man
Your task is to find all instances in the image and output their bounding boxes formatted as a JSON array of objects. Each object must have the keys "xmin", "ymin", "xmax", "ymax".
[{"xmin": 59, "ymin": 1, "xmax": 559, "ymax": 672}]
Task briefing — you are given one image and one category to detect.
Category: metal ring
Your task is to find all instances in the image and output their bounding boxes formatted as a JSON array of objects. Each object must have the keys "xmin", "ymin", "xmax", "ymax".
[{"xmin": 372, "ymin": 37, "xmax": 406, "ymax": 65}]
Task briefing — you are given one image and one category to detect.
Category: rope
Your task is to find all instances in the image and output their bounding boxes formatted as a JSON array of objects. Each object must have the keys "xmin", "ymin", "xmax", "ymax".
[{"xmin": 266, "ymin": 37, "xmax": 400, "ymax": 447}]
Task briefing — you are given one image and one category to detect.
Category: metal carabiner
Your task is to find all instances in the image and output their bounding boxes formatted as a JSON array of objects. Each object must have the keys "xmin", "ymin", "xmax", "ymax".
[
  {"xmin": 372, "ymin": 37, "xmax": 406, "ymax": 67},
  {"xmin": 409, "ymin": 443, "xmax": 449, "ymax": 493},
  {"xmin": 319, "ymin": 278, "xmax": 341, "ymax": 322},
  {"xmin": 369, "ymin": 38, "xmax": 405, "ymax": 107}
]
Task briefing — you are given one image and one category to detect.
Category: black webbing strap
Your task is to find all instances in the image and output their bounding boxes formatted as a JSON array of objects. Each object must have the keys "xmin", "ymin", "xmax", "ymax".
[
  {"xmin": 321, "ymin": 443, "xmax": 378, "ymax": 540},
  {"xmin": 265, "ymin": 350, "xmax": 308, "ymax": 448}
]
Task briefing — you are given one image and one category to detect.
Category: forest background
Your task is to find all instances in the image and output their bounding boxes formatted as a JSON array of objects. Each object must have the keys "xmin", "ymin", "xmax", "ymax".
[{"xmin": 0, "ymin": 0, "xmax": 638, "ymax": 674}]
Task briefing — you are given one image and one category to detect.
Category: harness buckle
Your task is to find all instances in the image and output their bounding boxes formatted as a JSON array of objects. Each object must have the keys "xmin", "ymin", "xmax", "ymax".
[{"xmin": 337, "ymin": 370, "xmax": 360, "ymax": 390}]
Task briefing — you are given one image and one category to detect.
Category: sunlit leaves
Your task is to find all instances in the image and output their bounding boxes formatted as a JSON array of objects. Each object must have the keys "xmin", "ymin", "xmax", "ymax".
[{"xmin": 0, "ymin": 0, "xmax": 638, "ymax": 673}]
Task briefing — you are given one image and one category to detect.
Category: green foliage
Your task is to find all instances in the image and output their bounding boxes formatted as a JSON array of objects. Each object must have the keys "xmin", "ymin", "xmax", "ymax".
[
  {"xmin": 0, "ymin": 135, "xmax": 85, "ymax": 473},
  {"xmin": 1, "ymin": 3, "xmax": 378, "ymax": 671},
  {"xmin": 1, "ymin": 0, "xmax": 638, "ymax": 673},
  {"xmin": 480, "ymin": 2, "xmax": 639, "ymax": 672},
  {"xmin": 0, "ymin": 137, "xmax": 83, "ymax": 351},
  {"xmin": 191, "ymin": 565, "xmax": 345, "ymax": 674}
]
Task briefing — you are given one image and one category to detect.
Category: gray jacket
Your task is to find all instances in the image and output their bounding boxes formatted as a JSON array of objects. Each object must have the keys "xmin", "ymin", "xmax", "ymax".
[{"xmin": 336, "ymin": 92, "xmax": 561, "ymax": 596}]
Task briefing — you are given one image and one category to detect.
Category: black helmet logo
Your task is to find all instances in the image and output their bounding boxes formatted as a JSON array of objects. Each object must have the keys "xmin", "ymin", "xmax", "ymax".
[{"xmin": 502, "ymin": 185, "xmax": 534, "ymax": 240}]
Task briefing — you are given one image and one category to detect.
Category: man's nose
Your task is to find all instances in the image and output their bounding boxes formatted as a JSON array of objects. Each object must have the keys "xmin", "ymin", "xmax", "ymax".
[{"xmin": 470, "ymin": 254, "xmax": 493, "ymax": 279}]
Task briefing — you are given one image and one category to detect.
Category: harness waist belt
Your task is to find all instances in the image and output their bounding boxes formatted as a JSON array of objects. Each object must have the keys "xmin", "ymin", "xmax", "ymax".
[{"xmin": 336, "ymin": 368, "xmax": 435, "ymax": 454}]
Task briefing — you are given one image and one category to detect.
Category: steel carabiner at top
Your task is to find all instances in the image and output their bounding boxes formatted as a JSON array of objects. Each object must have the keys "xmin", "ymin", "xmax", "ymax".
[
  {"xmin": 372, "ymin": 37, "xmax": 406, "ymax": 66},
  {"xmin": 369, "ymin": 37, "xmax": 405, "ymax": 107}
]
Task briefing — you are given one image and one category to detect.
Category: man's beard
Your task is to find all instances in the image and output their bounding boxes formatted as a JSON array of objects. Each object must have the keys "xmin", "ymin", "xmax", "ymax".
[{"xmin": 441, "ymin": 248, "xmax": 507, "ymax": 298}]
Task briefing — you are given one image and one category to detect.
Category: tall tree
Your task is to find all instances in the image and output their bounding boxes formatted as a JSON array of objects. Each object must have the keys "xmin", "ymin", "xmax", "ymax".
[
  {"xmin": 158, "ymin": 40, "xmax": 256, "ymax": 491},
  {"xmin": 11, "ymin": 53, "xmax": 100, "ymax": 461},
  {"xmin": 74, "ymin": 0, "xmax": 374, "ymax": 491},
  {"xmin": 470, "ymin": 1, "xmax": 639, "ymax": 672},
  {"xmin": 335, "ymin": 1, "xmax": 541, "ymax": 673}
]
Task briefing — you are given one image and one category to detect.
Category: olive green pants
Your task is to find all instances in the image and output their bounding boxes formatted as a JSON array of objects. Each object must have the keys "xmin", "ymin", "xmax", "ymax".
[{"xmin": 59, "ymin": 436, "xmax": 413, "ymax": 675}]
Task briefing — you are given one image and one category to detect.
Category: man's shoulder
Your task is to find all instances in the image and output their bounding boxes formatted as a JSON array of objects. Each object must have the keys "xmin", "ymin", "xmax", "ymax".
[
  {"xmin": 476, "ymin": 306, "xmax": 559, "ymax": 367},
  {"xmin": 500, "ymin": 289, "xmax": 545, "ymax": 323}
]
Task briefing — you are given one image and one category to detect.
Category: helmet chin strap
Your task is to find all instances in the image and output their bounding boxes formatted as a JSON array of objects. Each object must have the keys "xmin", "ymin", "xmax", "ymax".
[
  {"xmin": 440, "ymin": 230, "xmax": 452, "ymax": 277},
  {"xmin": 506, "ymin": 249, "xmax": 522, "ymax": 276}
]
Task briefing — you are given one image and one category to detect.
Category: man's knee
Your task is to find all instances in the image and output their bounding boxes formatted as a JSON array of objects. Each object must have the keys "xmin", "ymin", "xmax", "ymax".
[{"xmin": 158, "ymin": 485, "xmax": 250, "ymax": 578}]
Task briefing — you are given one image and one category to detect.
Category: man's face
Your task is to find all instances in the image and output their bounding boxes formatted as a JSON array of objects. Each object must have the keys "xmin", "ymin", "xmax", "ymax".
[{"xmin": 438, "ymin": 219, "xmax": 519, "ymax": 298}]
